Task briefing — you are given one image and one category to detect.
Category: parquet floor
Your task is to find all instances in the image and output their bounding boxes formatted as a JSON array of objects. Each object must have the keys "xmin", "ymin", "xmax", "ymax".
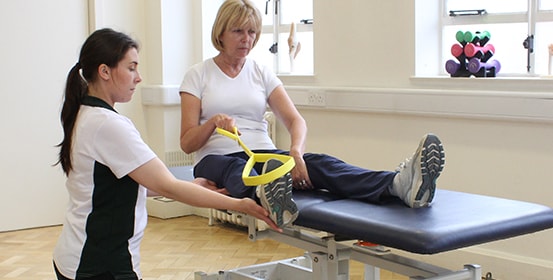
[{"xmin": 0, "ymin": 215, "xmax": 407, "ymax": 280}]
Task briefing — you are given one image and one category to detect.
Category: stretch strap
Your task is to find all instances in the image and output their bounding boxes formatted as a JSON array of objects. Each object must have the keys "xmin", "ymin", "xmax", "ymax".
[{"xmin": 216, "ymin": 127, "xmax": 295, "ymax": 186}]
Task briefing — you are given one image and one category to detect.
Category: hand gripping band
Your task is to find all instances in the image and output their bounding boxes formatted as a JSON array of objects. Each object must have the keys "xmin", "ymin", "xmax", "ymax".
[{"xmin": 216, "ymin": 127, "xmax": 295, "ymax": 186}]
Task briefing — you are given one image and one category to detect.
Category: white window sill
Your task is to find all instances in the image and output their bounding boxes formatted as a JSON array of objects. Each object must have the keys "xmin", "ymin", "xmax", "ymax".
[
  {"xmin": 410, "ymin": 75, "xmax": 553, "ymax": 94},
  {"xmin": 286, "ymin": 81, "xmax": 553, "ymax": 123}
]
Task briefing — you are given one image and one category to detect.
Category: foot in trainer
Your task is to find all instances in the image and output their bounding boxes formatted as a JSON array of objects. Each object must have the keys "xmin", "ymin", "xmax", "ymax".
[
  {"xmin": 391, "ymin": 133, "xmax": 445, "ymax": 208},
  {"xmin": 256, "ymin": 158, "xmax": 299, "ymax": 227}
]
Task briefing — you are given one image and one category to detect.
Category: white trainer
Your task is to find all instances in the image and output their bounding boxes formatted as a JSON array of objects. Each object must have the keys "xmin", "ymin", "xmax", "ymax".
[{"xmin": 392, "ymin": 134, "xmax": 445, "ymax": 208}]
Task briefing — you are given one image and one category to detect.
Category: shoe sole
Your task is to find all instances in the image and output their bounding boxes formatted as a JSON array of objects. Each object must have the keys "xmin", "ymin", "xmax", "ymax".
[
  {"xmin": 256, "ymin": 159, "xmax": 299, "ymax": 227},
  {"xmin": 411, "ymin": 134, "xmax": 445, "ymax": 207}
]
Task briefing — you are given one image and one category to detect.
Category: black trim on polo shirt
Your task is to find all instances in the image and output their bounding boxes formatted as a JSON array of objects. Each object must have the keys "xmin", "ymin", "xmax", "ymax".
[
  {"xmin": 82, "ymin": 96, "xmax": 117, "ymax": 113},
  {"xmin": 76, "ymin": 163, "xmax": 139, "ymax": 279}
]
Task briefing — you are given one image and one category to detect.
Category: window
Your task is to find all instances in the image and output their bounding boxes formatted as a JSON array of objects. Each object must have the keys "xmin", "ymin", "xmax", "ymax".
[
  {"xmin": 202, "ymin": 0, "xmax": 313, "ymax": 75},
  {"xmin": 434, "ymin": 0, "xmax": 553, "ymax": 76}
]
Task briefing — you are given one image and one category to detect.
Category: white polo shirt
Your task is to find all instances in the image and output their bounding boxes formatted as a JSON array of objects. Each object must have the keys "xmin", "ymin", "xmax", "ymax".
[
  {"xmin": 53, "ymin": 96, "xmax": 156, "ymax": 279},
  {"xmin": 179, "ymin": 58, "xmax": 280, "ymax": 164}
]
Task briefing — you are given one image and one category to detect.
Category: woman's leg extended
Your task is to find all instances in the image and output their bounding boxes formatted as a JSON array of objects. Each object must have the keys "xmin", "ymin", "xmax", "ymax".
[
  {"xmin": 302, "ymin": 153, "xmax": 396, "ymax": 203},
  {"xmin": 194, "ymin": 153, "xmax": 258, "ymax": 199},
  {"xmin": 262, "ymin": 150, "xmax": 394, "ymax": 202}
]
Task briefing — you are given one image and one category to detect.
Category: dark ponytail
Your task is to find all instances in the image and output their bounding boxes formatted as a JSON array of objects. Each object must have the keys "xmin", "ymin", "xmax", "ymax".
[
  {"xmin": 56, "ymin": 63, "xmax": 87, "ymax": 174},
  {"xmin": 55, "ymin": 28, "xmax": 139, "ymax": 175}
]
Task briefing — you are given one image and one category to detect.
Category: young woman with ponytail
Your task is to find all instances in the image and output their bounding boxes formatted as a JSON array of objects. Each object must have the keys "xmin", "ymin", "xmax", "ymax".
[{"xmin": 52, "ymin": 28, "xmax": 279, "ymax": 280}]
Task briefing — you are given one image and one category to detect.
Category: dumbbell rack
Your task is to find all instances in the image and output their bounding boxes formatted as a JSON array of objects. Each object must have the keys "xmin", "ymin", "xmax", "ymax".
[{"xmin": 445, "ymin": 30, "xmax": 500, "ymax": 77}]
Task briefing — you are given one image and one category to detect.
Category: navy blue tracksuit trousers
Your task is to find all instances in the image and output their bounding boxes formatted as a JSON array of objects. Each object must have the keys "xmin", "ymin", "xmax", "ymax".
[{"xmin": 194, "ymin": 149, "xmax": 396, "ymax": 203}]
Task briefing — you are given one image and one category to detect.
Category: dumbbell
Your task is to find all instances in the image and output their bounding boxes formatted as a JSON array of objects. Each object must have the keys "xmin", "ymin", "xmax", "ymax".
[
  {"xmin": 464, "ymin": 31, "xmax": 491, "ymax": 46},
  {"xmin": 464, "ymin": 43, "xmax": 495, "ymax": 61},
  {"xmin": 468, "ymin": 58, "xmax": 501, "ymax": 74},
  {"xmin": 451, "ymin": 43, "xmax": 465, "ymax": 58},
  {"xmin": 456, "ymin": 30, "xmax": 467, "ymax": 45},
  {"xmin": 445, "ymin": 59, "xmax": 471, "ymax": 77}
]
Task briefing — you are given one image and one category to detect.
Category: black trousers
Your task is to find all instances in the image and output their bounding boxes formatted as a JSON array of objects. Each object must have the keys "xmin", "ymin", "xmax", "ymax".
[{"xmin": 54, "ymin": 262, "xmax": 117, "ymax": 280}]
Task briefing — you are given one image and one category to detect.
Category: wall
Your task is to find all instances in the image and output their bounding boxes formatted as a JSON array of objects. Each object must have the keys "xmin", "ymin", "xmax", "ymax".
[
  {"xmin": 140, "ymin": 0, "xmax": 202, "ymax": 159},
  {"xmin": 90, "ymin": 0, "xmax": 149, "ymax": 140},
  {"xmin": 0, "ymin": 0, "xmax": 199, "ymax": 232},
  {"xmin": 0, "ymin": 0, "xmax": 88, "ymax": 231},
  {"xmin": 309, "ymin": 1, "xmax": 416, "ymax": 87},
  {"xmin": 276, "ymin": 1, "xmax": 553, "ymax": 279}
]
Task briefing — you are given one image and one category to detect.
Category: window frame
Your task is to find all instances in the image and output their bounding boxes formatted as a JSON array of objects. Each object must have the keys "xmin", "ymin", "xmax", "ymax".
[
  {"xmin": 200, "ymin": 0, "xmax": 313, "ymax": 76},
  {"xmin": 257, "ymin": 0, "xmax": 314, "ymax": 75},
  {"xmin": 437, "ymin": 0, "xmax": 553, "ymax": 76}
]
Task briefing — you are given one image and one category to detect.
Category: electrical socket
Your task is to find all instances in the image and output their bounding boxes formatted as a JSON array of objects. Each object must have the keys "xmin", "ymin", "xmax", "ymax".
[{"xmin": 307, "ymin": 91, "xmax": 326, "ymax": 106}]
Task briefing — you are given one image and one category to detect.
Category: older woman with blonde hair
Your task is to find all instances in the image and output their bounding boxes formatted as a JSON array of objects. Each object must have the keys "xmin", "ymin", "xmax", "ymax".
[{"xmin": 179, "ymin": 0, "xmax": 446, "ymax": 228}]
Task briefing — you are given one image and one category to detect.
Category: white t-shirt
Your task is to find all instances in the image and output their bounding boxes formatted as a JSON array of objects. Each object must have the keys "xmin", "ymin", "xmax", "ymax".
[
  {"xmin": 53, "ymin": 97, "xmax": 156, "ymax": 279},
  {"xmin": 180, "ymin": 58, "xmax": 281, "ymax": 163}
]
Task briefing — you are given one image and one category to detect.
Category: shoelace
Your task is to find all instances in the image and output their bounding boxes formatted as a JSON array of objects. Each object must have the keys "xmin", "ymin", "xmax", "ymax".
[{"xmin": 395, "ymin": 158, "xmax": 410, "ymax": 172}]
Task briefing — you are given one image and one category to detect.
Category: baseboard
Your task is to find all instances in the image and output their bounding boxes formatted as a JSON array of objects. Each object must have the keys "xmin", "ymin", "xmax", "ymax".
[
  {"xmin": 146, "ymin": 197, "xmax": 193, "ymax": 219},
  {"xmin": 192, "ymin": 207, "xmax": 210, "ymax": 218}
]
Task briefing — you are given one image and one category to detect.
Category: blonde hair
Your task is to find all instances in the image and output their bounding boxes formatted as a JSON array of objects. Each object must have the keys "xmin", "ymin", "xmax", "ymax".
[{"xmin": 211, "ymin": 0, "xmax": 262, "ymax": 52}]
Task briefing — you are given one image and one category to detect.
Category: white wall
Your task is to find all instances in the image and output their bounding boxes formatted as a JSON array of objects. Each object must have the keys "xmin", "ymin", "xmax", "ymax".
[
  {"xmin": 90, "ymin": 0, "xmax": 149, "ymax": 140},
  {"xmin": 0, "ymin": 0, "xmax": 198, "ymax": 232},
  {"xmin": 140, "ymin": 0, "xmax": 202, "ymax": 158},
  {"xmin": 276, "ymin": 1, "xmax": 553, "ymax": 279},
  {"xmin": 0, "ymin": 0, "xmax": 88, "ymax": 231}
]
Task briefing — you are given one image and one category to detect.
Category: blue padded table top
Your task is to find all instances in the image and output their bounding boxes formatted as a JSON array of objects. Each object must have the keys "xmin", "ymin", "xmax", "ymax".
[
  {"xmin": 293, "ymin": 190, "xmax": 553, "ymax": 254},
  {"xmin": 167, "ymin": 166, "xmax": 553, "ymax": 255}
]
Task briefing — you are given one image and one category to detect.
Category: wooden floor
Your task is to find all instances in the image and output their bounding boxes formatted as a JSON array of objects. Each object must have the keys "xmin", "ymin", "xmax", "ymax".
[{"xmin": 0, "ymin": 215, "xmax": 407, "ymax": 280}]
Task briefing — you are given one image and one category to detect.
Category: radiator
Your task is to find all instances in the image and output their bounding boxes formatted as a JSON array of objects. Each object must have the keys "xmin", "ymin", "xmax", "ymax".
[
  {"xmin": 164, "ymin": 150, "xmax": 194, "ymax": 167},
  {"xmin": 208, "ymin": 209, "xmax": 268, "ymax": 230}
]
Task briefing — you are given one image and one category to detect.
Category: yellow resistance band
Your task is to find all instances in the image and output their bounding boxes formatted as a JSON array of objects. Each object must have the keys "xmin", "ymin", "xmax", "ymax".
[{"xmin": 216, "ymin": 127, "xmax": 295, "ymax": 186}]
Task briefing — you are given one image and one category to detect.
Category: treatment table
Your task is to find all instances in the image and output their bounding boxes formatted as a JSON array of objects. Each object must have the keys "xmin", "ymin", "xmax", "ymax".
[{"xmin": 167, "ymin": 166, "xmax": 553, "ymax": 280}]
